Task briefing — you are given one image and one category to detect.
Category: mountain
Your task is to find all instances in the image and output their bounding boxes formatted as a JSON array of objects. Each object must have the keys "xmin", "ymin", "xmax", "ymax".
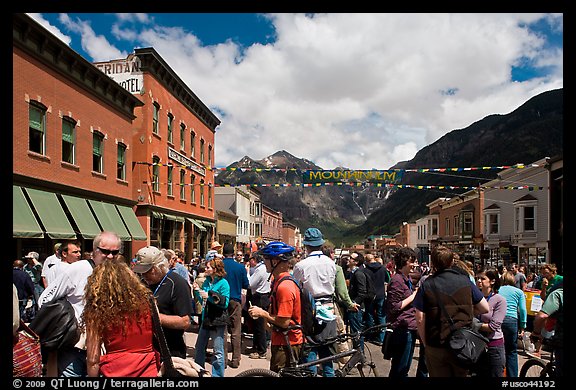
[
  {"xmin": 216, "ymin": 88, "xmax": 563, "ymax": 244},
  {"xmin": 215, "ymin": 150, "xmax": 391, "ymax": 243},
  {"xmin": 350, "ymin": 87, "xmax": 563, "ymax": 237}
]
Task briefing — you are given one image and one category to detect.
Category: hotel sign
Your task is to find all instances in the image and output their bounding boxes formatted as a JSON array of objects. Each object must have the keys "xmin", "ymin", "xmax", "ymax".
[
  {"xmin": 94, "ymin": 55, "xmax": 144, "ymax": 94},
  {"xmin": 168, "ymin": 147, "xmax": 206, "ymax": 177}
]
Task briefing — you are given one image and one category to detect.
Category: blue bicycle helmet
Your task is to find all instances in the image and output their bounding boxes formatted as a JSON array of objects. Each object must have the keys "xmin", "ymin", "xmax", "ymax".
[{"xmin": 259, "ymin": 241, "xmax": 295, "ymax": 260}]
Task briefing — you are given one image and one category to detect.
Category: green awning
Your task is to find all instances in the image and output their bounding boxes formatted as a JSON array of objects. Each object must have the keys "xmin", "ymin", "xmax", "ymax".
[
  {"xmin": 201, "ymin": 220, "xmax": 216, "ymax": 228},
  {"xmin": 13, "ymin": 186, "xmax": 44, "ymax": 238},
  {"xmin": 88, "ymin": 200, "xmax": 131, "ymax": 241},
  {"xmin": 186, "ymin": 217, "xmax": 206, "ymax": 231},
  {"xmin": 116, "ymin": 205, "xmax": 147, "ymax": 241},
  {"xmin": 25, "ymin": 187, "xmax": 76, "ymax": 239},
  {"xmin": 163, "ymin": 213, "xmax": 185, "ymax": 223},
  {"xmin": 61, "ymin": 195, "xmax": 102, "ymax": 239},
  {"xmin": 151, "ymin": 211, "xmax": 163, "ymax": 219}
]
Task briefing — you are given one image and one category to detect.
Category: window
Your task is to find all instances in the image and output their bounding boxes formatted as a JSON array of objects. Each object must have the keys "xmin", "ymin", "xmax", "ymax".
[
  {"xmin": 485, "ymin": 213, "xmax": 499, "ymax": 235},
  {"xmin": 461, "ymin": 211, "xmax": 474, "ymax": 236},
  {"xmin": 515, "ymin": 205, "xmax": 536, "ymax": 232},
  {"xmin": 167, "ymin": 113, "xmax": 173, "ymax": 143},
  {"xmin": 180, "ymin": 169, "xmax": 186, "ymax": 200},
  {"xmin": 180, "ymin": 124, "xmax": 186, "ymax": 151},
  {"xmin": 117, "ymin": 143, "xmax": 126, "ymax": 180},
  {"xmin": 92, "ymin": 132, "xmax": 104, "ymax": 173},
  {"xmin": 454, "ymin": 215, "xmax": 459, "ymax": 235},
  {"xmin": 167, "ymin": 165, "xmax": 173, "ymax": 196},
  {"xmin": 445, "ymin": 218, "xmax": 450, "ymax": 236},
  {"xmin": 430, "ymin": 218, "xmax": 438, "ymax": 236},
  {"xmin": 190, "ymin": 174, "xmax": 196, "ymax": 203},
  {"xmin": 152, "ymin": 156, "xmax": 160, "ymax": 192},
  {"xmin": 62, "ymin": 117, "xmax": 76, "ymax": 164},
  {"xmin": 200, "ymin": 180, "xmax": 205, "ymax": 206},
  {"xmin": 208, "ymin": 184, "xmax": 212, "ymax": 208},
  {"xmin": 152, "ymin": 103, "xmax": 160, "ymax": 134},
  {"xmin": 29, "ymin": 101, "xmax": 46, "ymax": 154},
  {"xmin": 200, "ymin": 139, "xmax": 205, "ymax": 163},
  {"xmin": 208, "ymin": 145, "xmax": 212, "ymax": 168},
  {"xmin": 150, "ymin": 214, "xmax": 161, "ymax": 248},
  {"xmin": 190, "ymin": 132, "xmax": 196, "ymax": 158}
]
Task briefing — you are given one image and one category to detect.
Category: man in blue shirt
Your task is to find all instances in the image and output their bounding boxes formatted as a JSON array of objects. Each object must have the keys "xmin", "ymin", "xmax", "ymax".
[{"xmin": 222, "ymin": 243, "xmax": 250, "ymax": 368}]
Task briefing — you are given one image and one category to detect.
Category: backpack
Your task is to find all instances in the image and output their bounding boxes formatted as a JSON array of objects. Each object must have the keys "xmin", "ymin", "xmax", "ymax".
[
  {"xmin": 361, "ymin": 268, "xmax": 376, "ymax": 300},
  {"xmin": 273, "ymin": 275, "xmax": 318, "ymax": 336},
  {"xmin": 28, "ymin": 297, "xmax": 80, "ymax": 351}
]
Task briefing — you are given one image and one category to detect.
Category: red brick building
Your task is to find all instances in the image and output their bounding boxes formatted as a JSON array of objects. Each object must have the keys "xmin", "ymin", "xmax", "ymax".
[
  {"xmin": 13, "ymin": 13, "xmax": 145, "ymax": 260},
  {"xmin": 95, "ymin": 47, "xmax": 221, "ymax": 259}
]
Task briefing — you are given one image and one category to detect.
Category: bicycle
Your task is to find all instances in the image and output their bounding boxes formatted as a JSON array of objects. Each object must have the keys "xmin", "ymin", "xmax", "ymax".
[
  {"xmin": 236, "ymin": 323, "xmax": 387, "ymax": 377},
  {"xmin": 519, "ymin": 337, "xmax": 558, "ymax": 377}
]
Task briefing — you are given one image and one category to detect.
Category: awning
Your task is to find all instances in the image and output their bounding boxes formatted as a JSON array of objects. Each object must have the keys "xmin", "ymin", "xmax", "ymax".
[
  {"xmin": 163, "ymin": 213, "xmax": 185, "ymax": 223},
  {"xmin": 13, "ymin": 186, "xmax": 44, "ymax": 238},
  {"xmin": 186, "ymin": 218, "xmax": 206, "ymax": 231},
  {"xmin": 60, "ymin": 195, "xmax": 101, "ymax": 239},
  {"xmin": 24, "ymin": 187, "xmax": 76, "ymax": 239},
  {"xmin": 116, "ymin": 205, "xmax": 147, "ymax": 241},
  {"xmin": 88, "ymin": 200, "xmax": 131, "ymax": 241},
  {"xmin": 201, "ymin": 220, "xmax": 216, "ymax": 228}
]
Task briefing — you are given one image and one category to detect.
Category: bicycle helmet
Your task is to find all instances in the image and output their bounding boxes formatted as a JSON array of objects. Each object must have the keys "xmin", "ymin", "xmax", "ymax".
[{"xmin": 259, "ymin": 241, "xmax": 295, "ymax": 261}]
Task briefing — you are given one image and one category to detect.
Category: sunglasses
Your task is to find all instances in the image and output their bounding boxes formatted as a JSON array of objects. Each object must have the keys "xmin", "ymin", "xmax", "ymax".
[{"xmin": 97, "ymin": 247, "xmax": 120, "ymax": 256}]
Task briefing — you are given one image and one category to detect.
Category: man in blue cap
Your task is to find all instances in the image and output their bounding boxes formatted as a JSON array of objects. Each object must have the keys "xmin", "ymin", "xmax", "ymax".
[{"xmin": 292, "ymin": 227, "xmax": 337, "ymax": 377}]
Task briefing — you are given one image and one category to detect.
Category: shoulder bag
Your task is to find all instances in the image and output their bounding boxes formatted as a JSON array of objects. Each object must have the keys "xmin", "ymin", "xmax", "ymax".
[
  {"xmin": 431, "ymin": 279, "xmax": 488, "ymax": 367},
  {"xmin": 29, "ymin": 297, "xmax": 80, "ymax": 351},
  {"xmin": 13, "ymin": 320, "xmax": 43, "ymax": 377},
  {"xmin": 149, "ymin": 296, "xmax": 208, "ymax": 377}
]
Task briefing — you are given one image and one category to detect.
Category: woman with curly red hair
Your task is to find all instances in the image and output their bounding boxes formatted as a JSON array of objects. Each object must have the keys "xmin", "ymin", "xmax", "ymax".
[{"xmin": 83, "ymin": 261, "xmax": 160, "ymax": 377}]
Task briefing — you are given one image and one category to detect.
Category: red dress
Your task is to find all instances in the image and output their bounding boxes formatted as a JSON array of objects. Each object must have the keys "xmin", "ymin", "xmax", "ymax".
[{"xmin": 99, "ymin": 311, "xmax": 160, "ymax": 377}]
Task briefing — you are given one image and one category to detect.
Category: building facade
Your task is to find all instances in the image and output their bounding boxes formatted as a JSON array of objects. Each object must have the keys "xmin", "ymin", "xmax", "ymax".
[
  {"xmin": 262, "ymin": 204, "xmax": 283, "ymax": 243},
  {"xmin": 95, "ymin": 48, "xmax": 221, "ymax": 259},
  {"xmin": 13, "ymin": 14, "xmax": 146, "ymax": 260}
]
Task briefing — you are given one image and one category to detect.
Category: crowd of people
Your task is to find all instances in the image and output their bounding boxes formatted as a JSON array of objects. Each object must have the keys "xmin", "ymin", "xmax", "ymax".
[{"xmin": 13, "ymin": 228, "xmax": 563, "ymax": 378}]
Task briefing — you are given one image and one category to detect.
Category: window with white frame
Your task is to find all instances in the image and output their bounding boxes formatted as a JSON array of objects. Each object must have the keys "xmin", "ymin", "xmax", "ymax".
[
  {"xmin": 92, "ymin": 131, "xmax": 104, "ymax": 173},
  {"xmin": 29, "ymin": 101, "xmax": 46, "ymax": 154},
  {"xmin": 152, "ymin": 156, "xmax": 160, "ymax": 192},
  {"xmin": 180, "ymin": 169, "xmax": 186, "ymax": 200},
  {"xmin": 485, "ymin": 212, "xmax": 500, "ymax": 235},
  {"xmin": 62, "ymin": 117, "xmax": 76, "ymax": 164},
  {"xmin": 514, "ymin": 201, "xmax": 537, "ymax": 233},
  {"xmin": 190, "ymin": 174, "xmax": 196, "ymax": 203},
  {"xmin": 153, "ymin": 103, "xmax": 160, "ymax": 134},
  {"xmin": 180, "ymin": 124, "xmax": 186, "ymax": 151},
  {"xmin": 167, "ymin": 165, "xmax": 173, "ymax": 196},
  {"xmin": 167, "ymin": 113, "xmax": 174, "ymax": 143},
  {"xmin": 117, "ymin": 143, "xmax": 126, "ymax": 180}
]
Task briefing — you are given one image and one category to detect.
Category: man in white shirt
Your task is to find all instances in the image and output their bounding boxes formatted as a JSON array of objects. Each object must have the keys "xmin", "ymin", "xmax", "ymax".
[
  {"xmin": 41, "ymin": 243, "xmax": 61, "ymax": 288},
  {"xmin": 247, "ymin": 254, "xmax": 271, "ymax": 359},
  {"xmin": 292, "ymin": 227, "xmax": 337, "ymax": 377}
]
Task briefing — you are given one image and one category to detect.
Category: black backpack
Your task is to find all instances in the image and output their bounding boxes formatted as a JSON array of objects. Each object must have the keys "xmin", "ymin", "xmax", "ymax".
[
  {"xmin": 272, "ymin": 275, "xmax": 318, "ymax": 336},
  {"xmin": 361, "ymin": 268, "xmax": 376, "ymax": 300},
  {"xmin": 29, "ymin": 297, "xmax": 80, "ymax": 351}
]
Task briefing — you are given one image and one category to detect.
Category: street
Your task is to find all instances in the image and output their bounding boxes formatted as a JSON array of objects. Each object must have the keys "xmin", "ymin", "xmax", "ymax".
[{"xmin": 183, "ymin": 325, "xmax": 538, "ymax": 378}]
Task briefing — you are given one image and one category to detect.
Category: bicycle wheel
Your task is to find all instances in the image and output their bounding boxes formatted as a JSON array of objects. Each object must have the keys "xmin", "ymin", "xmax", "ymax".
[
  {"xmin": 358, "ymin": 362, "xmax": 380, "ymax": 377},
  {"xmin": 520, "ymin": 359, "xmax": 548, "ymax": 377},
  {"xmin": 235, "ymin": 368, "xmax": 280, "ymax": 377}
]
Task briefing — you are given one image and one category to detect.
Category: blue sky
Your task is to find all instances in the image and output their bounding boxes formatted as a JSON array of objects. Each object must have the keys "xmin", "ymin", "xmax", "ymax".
[{"xmin": 29, "ymin": 13, "xmax": 563, "ymax": 170}]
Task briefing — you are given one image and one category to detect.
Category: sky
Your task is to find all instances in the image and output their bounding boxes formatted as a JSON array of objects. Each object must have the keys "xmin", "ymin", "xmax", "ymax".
[{"xmin": 28, "ymin": 13, "xmax": 563, "ymax": 170}]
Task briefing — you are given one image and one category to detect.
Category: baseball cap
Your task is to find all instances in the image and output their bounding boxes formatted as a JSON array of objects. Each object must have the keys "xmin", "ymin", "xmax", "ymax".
[{"xmin": 133, "ymin": 246, "xmax": 165, "ymax": 274}]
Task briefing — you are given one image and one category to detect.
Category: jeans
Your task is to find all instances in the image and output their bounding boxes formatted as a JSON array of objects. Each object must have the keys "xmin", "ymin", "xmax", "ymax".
[
  {"xmin": 388, "ymin": 328, "xmax": 417, "ymax": 378},
  {"xmin": 502, "ymin": 316, "xmax": 519, "ymax": 377},
  {"xmin": 347, "ymin": 308, "xmax": 365, "ymax": 353},
  {"xmin": 305, "ymin": 346, "xmax": 335, "ymax": 377},
  {"xmin": 195, "ymin": 325, "xmax": 226, "ymax": 377},
  {"xmin": 364, "ymin": 297, "xmax": 386, "ymax": 343},
  {"xmin": 58, "ymin": 348, "xmax": 87, "ymax": 377},
  {"xmin": 476, "ymin": 343, "xmax": 505, "ymax": 377},
  {"xmin": 250, "ymin": 292, "xmax": 270, "ymax": 354}
]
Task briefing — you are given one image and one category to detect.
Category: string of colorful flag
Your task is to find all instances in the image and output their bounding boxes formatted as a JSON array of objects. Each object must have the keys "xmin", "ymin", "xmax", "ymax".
[
  {"xmin": 144, "ymin": 181, "xmax": 543, "ymax": 191},
  {"xmin": 136, "ymin": 161, "xmax": 543, "ymax": 190},
  {"xmin": 136, "ymin": 161, "xmax": 538, "ymax": 172}
]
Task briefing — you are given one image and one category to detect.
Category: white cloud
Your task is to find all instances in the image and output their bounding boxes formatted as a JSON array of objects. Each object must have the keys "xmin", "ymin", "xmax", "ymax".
[
  {"xmin": 27, "ymin": 13, "xmax": 72, "ymax": 46},
  {"xmin": 45, "ymin": 13, "xmax": 563, "ymax": 170},
  {"xmin": 58, "ymin": 14, "xmax": 126, "ymax": 61}
]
